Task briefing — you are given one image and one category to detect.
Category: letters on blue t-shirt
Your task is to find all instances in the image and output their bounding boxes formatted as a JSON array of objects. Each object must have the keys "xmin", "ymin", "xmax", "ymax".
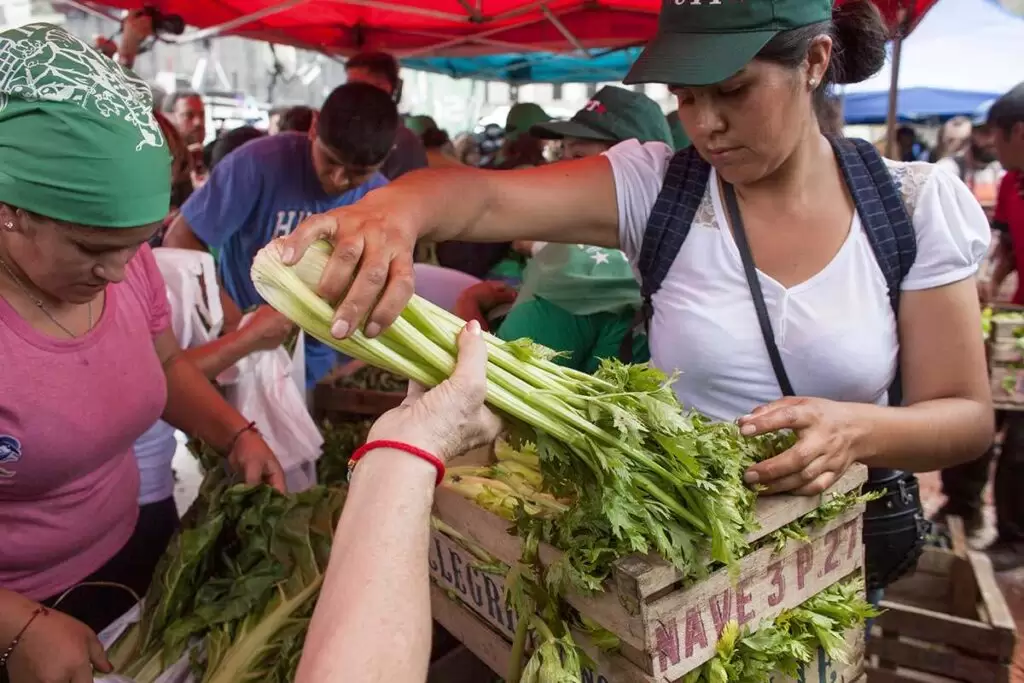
[{"xmin": 180, "ymin": 133, "xmax": 388, "ymax": 389}]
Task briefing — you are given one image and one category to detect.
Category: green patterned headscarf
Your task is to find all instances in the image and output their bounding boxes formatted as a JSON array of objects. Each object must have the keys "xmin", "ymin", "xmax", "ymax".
[{"xmin": 0, "ymin": 23, "xmax": 170, "ymax": 228}]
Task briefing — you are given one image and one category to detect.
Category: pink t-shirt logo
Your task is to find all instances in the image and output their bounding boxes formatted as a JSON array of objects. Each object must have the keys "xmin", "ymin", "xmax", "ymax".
[{"xmin": 0, "ymin": 435, "xmax": 22, "ymax": 479}]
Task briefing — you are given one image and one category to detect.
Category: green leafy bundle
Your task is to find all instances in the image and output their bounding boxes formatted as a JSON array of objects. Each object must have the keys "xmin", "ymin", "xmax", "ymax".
[
  {"xmin": 108, "ymin": 470, "xmax": 345, "ymax": 683},
  {"xmin": 256, "ymin": 241, "xmax": 796, "ymax": 596},
  {"xmin": 683, "ymin": 577, "xmax": 878, "ymax": 683},
  {"xmin": 765, "ymin": 488, "xmax": 884, "ymax": 554}
]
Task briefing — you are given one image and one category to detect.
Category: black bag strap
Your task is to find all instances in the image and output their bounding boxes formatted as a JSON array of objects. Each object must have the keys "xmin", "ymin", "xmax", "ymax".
[
  {"xmin": 826, "ymin": 136, "xmax": 917, "ymax": 407},
  {"xmin": 721, "ymin": 182, "xmax": 795, "ymax": 396}
]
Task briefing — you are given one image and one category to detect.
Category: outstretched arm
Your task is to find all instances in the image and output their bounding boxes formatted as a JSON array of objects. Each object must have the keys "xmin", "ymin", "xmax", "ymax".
[{"xmin": 282, "ymin": 156, "xmax": 619, "ymax": 339}]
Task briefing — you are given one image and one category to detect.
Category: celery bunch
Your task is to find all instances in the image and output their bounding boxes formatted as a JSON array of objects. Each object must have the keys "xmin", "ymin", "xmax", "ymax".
[
  {"xmin": 254, "ymin": 241, "xmax": 793, "ymax": 593},
  {"xmin": 683, "ymin": 577, "xmax": 878, "ymax": 683}
]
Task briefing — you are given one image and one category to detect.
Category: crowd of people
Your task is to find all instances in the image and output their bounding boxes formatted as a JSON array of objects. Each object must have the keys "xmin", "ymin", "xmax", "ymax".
[{"xmin": 1, "ymin": 0, "xmax": 1023, "ymax": 680}]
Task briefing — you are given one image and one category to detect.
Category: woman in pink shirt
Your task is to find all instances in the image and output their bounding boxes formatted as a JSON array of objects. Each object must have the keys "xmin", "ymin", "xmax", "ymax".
[{"xmin": 0, "ymin": 24, "xmax": 284, "ymax": 683}]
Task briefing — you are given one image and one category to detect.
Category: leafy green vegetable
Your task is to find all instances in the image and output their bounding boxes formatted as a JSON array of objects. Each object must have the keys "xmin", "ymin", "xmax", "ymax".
[
  {"xmin": 109, "ymin": 461, "xmax": 347, "ymax": 683},
  {"xmin": 764, "ymin": 488, "xmax": 883, "ymax": 554},
  {"xmin": 682, "ymin": 577, "xmax": 878, "ymax": 683}
]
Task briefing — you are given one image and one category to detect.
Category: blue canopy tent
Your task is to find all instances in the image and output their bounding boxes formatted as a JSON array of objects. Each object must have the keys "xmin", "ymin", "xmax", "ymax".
[
  {"xmin": 404, "ymin": 46, "xmax": 642, "ymax": 84},
  {"xmin": 842, "ymin": 0, "xmax": 1024, "ymax": 123}
]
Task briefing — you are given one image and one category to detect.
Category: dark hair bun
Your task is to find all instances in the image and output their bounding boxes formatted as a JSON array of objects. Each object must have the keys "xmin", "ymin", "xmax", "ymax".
[{"xmin": 830, "ymin": 0, "xmax": 889, "ymax": 85}]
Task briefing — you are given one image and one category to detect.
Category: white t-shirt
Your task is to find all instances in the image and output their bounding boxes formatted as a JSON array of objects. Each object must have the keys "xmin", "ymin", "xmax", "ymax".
[{"xmin": 606, "ymin": 140, "xmax": 991, "ymax": 422}]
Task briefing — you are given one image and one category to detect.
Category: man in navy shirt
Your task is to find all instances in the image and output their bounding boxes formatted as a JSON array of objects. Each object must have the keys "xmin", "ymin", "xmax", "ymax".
[{"xmin": 164, "ymin": 82, "xmax": 397, "ymax": 387}]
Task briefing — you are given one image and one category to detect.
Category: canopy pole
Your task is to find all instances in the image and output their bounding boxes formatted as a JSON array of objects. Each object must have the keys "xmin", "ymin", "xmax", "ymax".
[{"xmin": 884, "ymin": 8, "xmax": 909, "ymax": 159}]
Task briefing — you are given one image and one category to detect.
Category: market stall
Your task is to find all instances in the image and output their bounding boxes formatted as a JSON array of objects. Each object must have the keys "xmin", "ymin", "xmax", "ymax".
[
  {"xmin": 32, "ymin": 3, "xmax": 1011, "ymax": 682},
  {"xmin": 71, "ymin": 0, "xmax": 938, "ymax": 58}
]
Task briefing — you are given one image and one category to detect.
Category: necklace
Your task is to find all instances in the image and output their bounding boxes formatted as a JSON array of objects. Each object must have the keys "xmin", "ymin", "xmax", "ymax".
[{"xmin": 0, "ymin": 257, "xmax": 92, "ymax": 339}]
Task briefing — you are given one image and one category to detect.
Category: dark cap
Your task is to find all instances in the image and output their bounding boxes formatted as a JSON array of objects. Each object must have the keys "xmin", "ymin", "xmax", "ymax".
[
  {"xmin": 624, "ymin": 0, "xmax": 833, "ymax": 86},
  {"xmin": 531, "ymin": 86, "xmax": 673, "ymax": 146}
]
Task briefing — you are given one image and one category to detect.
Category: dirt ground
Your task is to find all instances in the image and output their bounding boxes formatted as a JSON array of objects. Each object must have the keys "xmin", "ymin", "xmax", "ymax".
[{"xmin": 917, "ymin": 470, "xmax": 1024, "ymax": 682}]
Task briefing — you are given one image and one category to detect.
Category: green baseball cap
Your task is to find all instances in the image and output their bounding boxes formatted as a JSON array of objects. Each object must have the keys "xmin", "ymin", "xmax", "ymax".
[
  {"xmin": 505, "ymin": 102, "xmax": 551, "ymax": 142},
  {"xmin": 531, "ymin": 86, "xmax": 673, "ymax": 146},
  {"xmin": 405, "ymin": 114, "xmax": 438, "ymax": 136},
  {"xmin": 624, "ymin": 0, "xmax": 834, "ymax": 86}
]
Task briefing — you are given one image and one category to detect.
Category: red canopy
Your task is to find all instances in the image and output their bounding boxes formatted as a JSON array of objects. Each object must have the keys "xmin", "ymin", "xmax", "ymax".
[{"xmin": 75, "ymin": 0, "xmax": 940, "ymax": 58}]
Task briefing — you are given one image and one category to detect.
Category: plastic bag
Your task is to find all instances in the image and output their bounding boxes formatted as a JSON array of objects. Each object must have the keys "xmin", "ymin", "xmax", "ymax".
[
  {"xmin": 152, "ymin": 248, "xmax": 238, "ymax": 385},
  {"xmin": 95, "ymin": 604, "xmax": 196, "ymax": 683},
  {"xmin": 152, "ymin": 248, "xmax": 223, "ymax": 347},
  {"xmin": 224, "ymin": 315, "xmax": 322, "ymax": 493}
]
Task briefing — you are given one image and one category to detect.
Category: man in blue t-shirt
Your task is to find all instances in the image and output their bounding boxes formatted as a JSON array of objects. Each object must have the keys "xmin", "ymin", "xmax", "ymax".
[{"xmin": 164, "ymin": 82, "xmax": 397, "ymax": 387}]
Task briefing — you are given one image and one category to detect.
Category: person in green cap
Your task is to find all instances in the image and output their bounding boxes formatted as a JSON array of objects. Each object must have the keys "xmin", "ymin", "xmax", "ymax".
[
  {"xmin": 457, "ymin": 86, "xmax": 673, "ymax": 371},
  {"xmin": 285, "ymin": 0, "xmax": 993, "ymax": 600},
  {"xmin": 494, "ymin": 102, "xmax": 551, "ymax": 170},
  {"xmin": 405, "ymin": 114, "xmax": 439, "ymax": 137},
  {"xmin": 0, "ymin": 24, "xmax": 285, "ymax": 680}
]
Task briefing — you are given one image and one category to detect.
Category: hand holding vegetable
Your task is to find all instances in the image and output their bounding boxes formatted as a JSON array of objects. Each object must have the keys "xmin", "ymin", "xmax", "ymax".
[
  {"xmin": 239, "ymin": 305, "xmax": 295, "ymax": 352},
  {"xmin": 228, "ymin": 430, "xmax": 286, "ymax": 492},
  {"xmin": 4, "ymin": 606, "xmax": 111, "ymax": 683},
  {"xmin": 280, "ymin": 190, "xmax": 422, "ymax": 340},
  {"xmin": 738, "ymin": 397, "xmax": 864, "ymax": 495},
  {"xmin": 366, "ymin": 320, "xmax": 502, "ymax": 464}
]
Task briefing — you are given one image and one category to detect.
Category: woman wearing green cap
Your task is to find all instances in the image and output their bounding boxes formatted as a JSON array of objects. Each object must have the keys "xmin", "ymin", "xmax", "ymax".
[
  {"xmin": 0, "ymin": 24, "xmax": 284, "ymax": 682},
  {"xmin": 286, "ymin": 0, "xmax": 991, "ymax": 578}
]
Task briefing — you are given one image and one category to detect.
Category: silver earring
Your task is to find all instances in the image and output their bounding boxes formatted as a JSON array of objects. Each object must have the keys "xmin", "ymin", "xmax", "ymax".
[
  {"xmin": 809, "ymin": 79, "xmax": 818, "ymax": 88},
  {"xmin": 2, "ymin": 221, "xmax": 12, "ymax": 230}
]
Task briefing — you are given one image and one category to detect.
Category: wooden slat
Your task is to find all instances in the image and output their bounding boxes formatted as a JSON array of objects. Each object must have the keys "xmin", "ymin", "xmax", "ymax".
[
  {"xmin": 432, "ymin": 582, "xmax": 866, "ymax": 683},
  {"xmin": 612, "ymin": 464, "xmax": 869, "ymax": 600},
  {"xmin": 967, "ymin": 551, "xmax": 1018, "ymax": 639},
  {"xmin": 873, "ymin": 600, "xmax": 1012, "ymax": 659},
  {"xmin": 883, "ymin": 574, "xmax": 952, "ymax": 614},
  {"xmin": 913, "ymin": 548, "xmax": 956, "ymax": 577},
  {"xmin": 867, "ymin": 637, "xmax": 1008, "ymax": 683},
  {"xmin": 865, "ymin": 667, "xmax": 961, "ymax": 682},
  {"xmin": 430, "ymin": 584, "xmax": 514, "ymax": 678},
  {"xmin": 946, "ymin": 517, "xmax": 979, "ymax": 620},
  {"xmin": 426, "ymin": 645, "xmax": 497, "ymax": 683},
  {"xmin": 428, "ymin": 518, "xmax": 647, "ymax": 651},
  {"xmin": 637, "ymin": 510, "xmax": 864, "ymax": 680}
]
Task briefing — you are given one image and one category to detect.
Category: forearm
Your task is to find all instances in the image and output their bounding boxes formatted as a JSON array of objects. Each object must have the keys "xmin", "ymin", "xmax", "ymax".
[
  {"xmin": 853, "ymin": 398, "xmax": 994, "ymax": 471},
  {"xmin": 163, "ymin": 215, "xmax": 210, "ymax": 252},
  {"xmin": 183, "ymin": 329, "xmax": 259, "ymax": 379},
  {"xmin": 161, "ymin": 354, "xmax": 249, "ymax": 451},
  {"xmin": 0, "ymin": 589, "xmax": 40, "ymax": 644},
  {"xmin": 386, "ymin": 158, "xmax": 618, "ymax": 247},
  {"xmin": 297, "ymin": 452, "xmax": 435, "ymax": 683}
]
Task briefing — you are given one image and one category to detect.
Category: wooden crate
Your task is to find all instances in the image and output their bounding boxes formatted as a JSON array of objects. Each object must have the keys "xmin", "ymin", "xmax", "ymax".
[
  {"xmin": 989, "ymin": 340, "xmax": 1024, "ymax": 366},
  {"xmin": 990, "ymin": 366, "xmax": 1024, "ymax": 409},
  {"xmin": 865, "ymin": 519, "xmax": 1017, "ymax": 683},
  {"xmin": 431, "ymin": 462, "xmax": 869, "ymax": 681},
  {"xmin": 431, "ymin": 581, "xmax": 867, "ymax": 683},
  {"xmin": 312, "ymin": 360, "xmax": 405, "ymax": 421},
  {"xmin": 989, "ymin": 306, "xmax": 1024, "ymax": 344}
]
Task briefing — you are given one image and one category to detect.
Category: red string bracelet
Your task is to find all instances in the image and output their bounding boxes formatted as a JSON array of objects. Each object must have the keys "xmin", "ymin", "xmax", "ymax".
[{"xmin": 348, "ymin": 440, "xmax": 446, "ymax": 487}]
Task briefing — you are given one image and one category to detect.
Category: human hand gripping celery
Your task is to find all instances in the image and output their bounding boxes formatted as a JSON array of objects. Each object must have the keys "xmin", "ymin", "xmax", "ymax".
[{"xmin": 254, "ymin": 238, "xmax": 796, "ymax": 591}]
